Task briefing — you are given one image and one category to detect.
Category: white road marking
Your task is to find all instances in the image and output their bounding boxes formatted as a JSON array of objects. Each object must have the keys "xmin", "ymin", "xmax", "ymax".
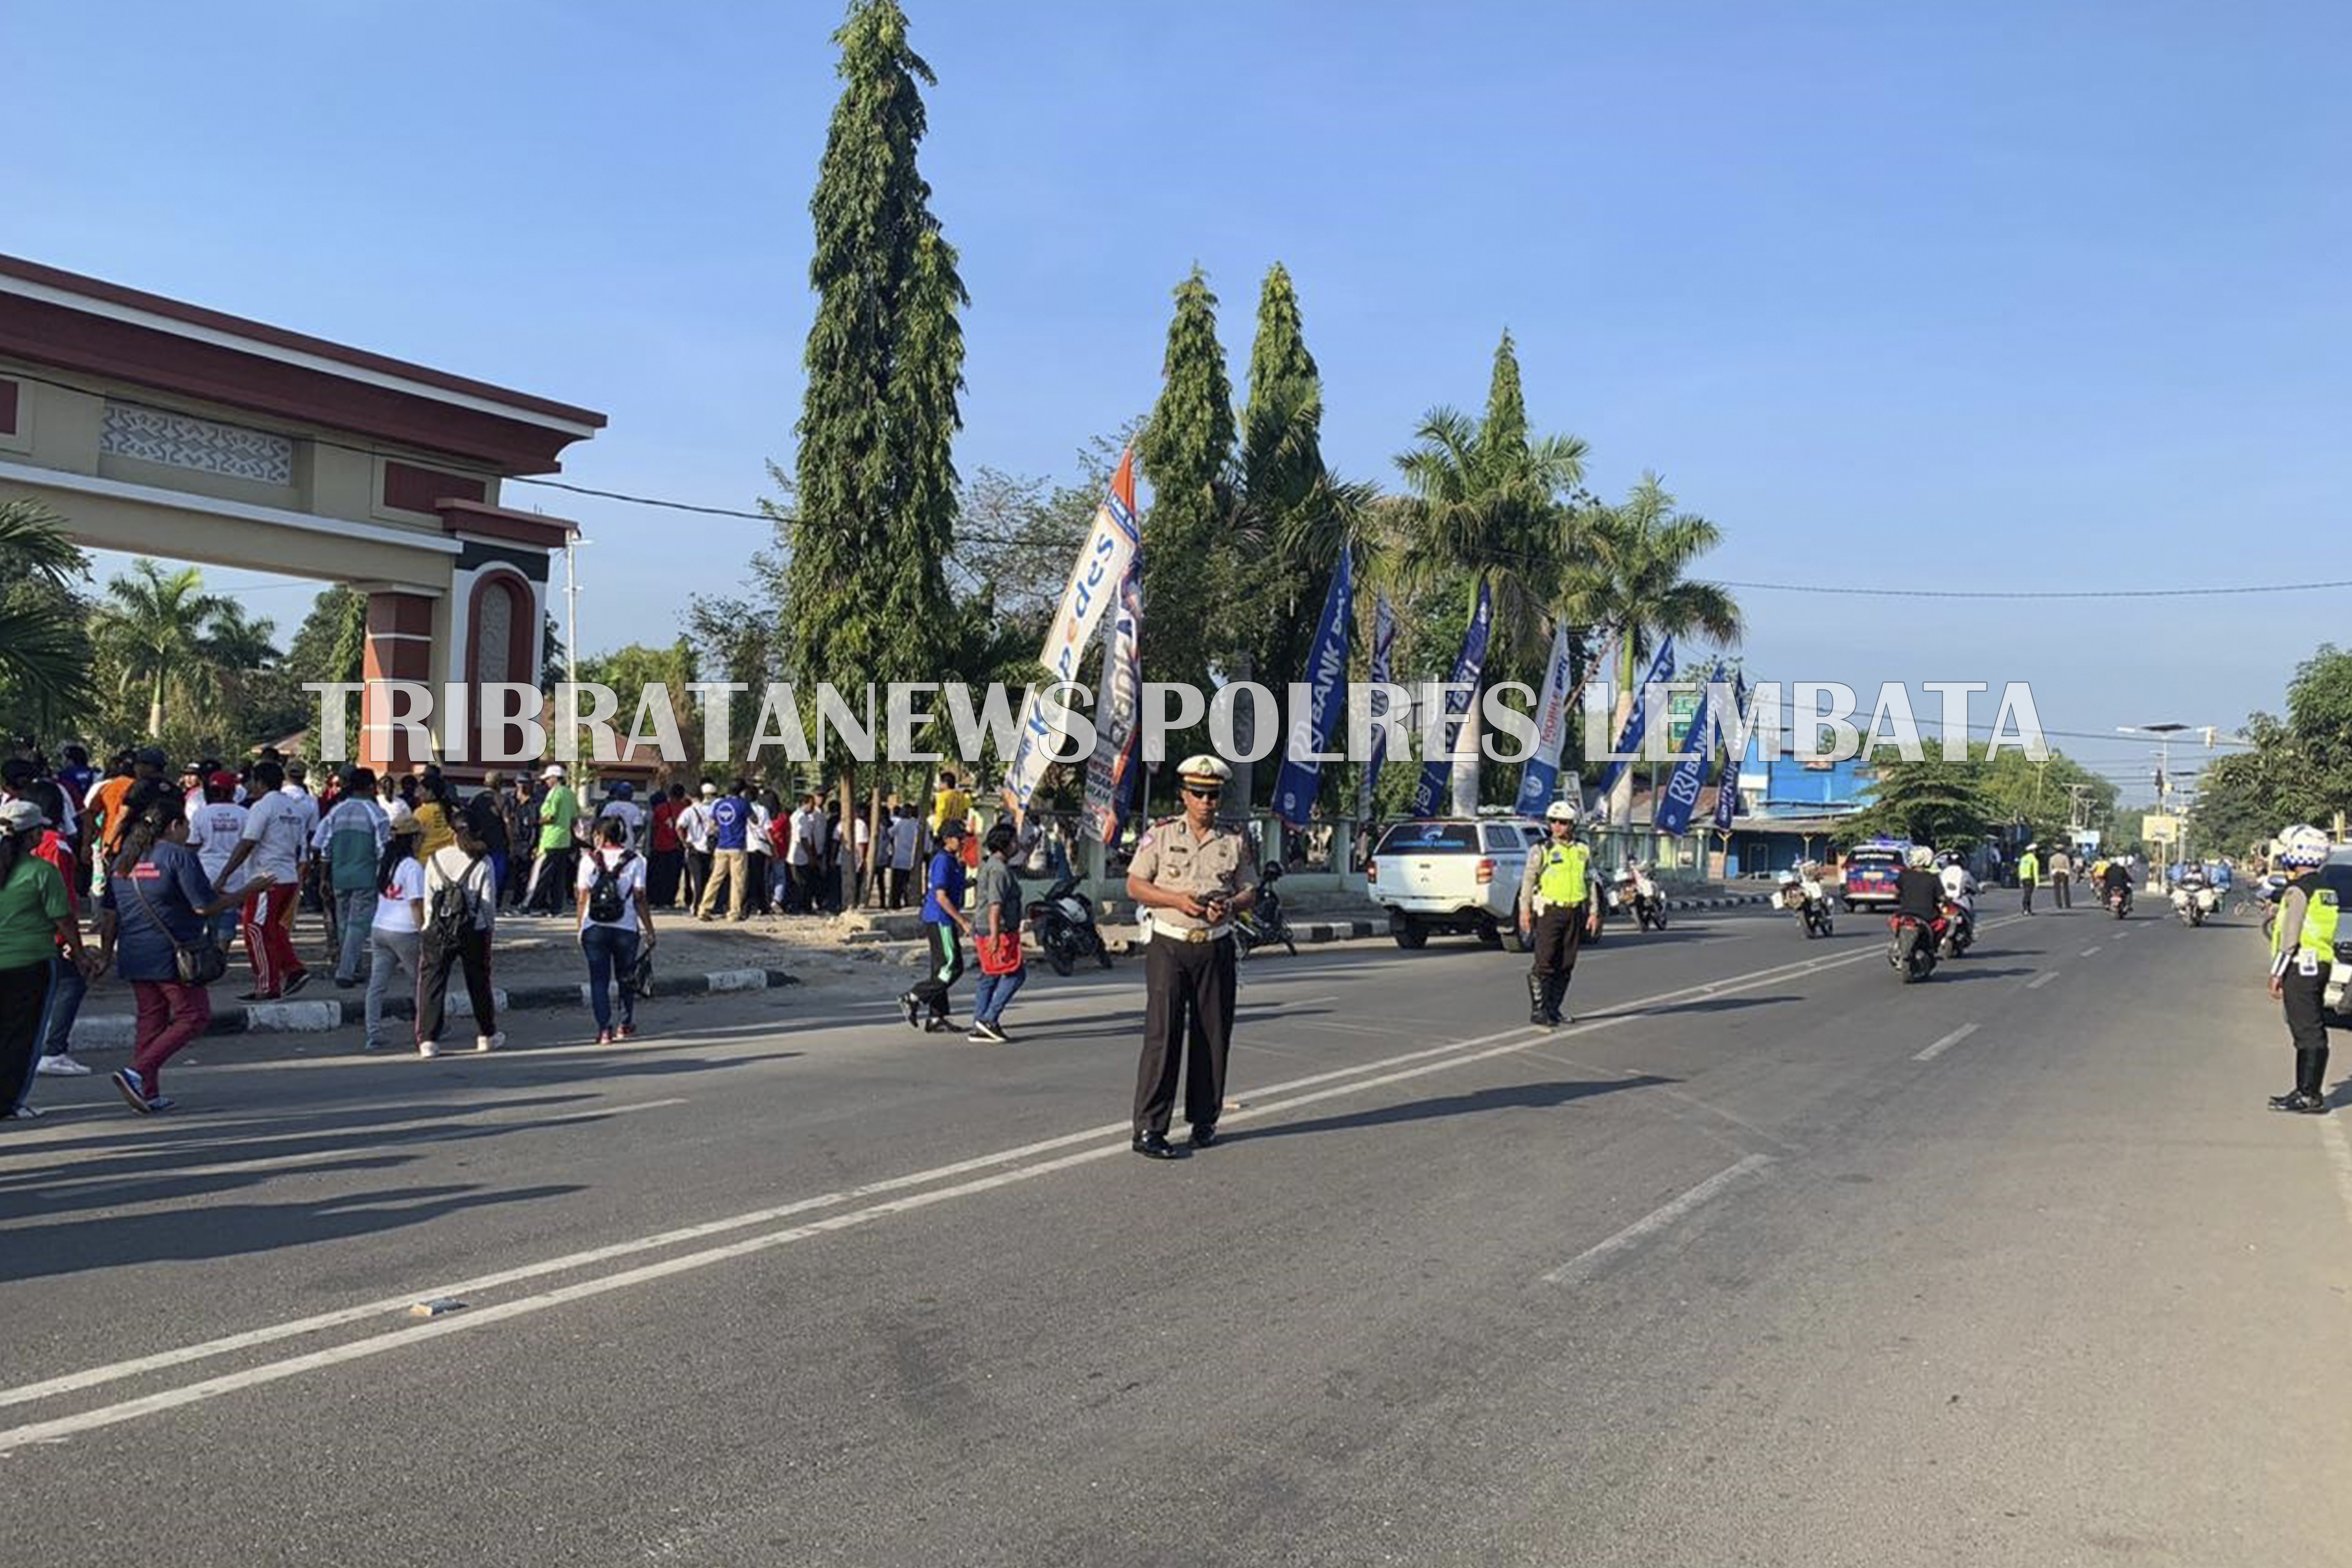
[
  {"xmin": 1540, "ymin": 1154, "xmax": 1775, "ymax": 1284},
  {"xmin": 0, "ymin": 919, "xmax": 2029, "ymax": 1446},
  {"xmin": 1913, "ymin": 1023, "xmax": 1980, "ymax": 1062},
  {"xmin": 2027, "ymin": 971, "xmax": 2060, "ymax": 990},
  {"xmin": 2080, "ymin": 946, "xmax": 2103, "ymax": 957}
]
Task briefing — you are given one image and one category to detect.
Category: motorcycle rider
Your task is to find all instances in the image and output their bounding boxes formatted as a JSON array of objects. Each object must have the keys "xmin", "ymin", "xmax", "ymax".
[
  {"xmin": 1936, "ymin": 851, "xmax": 1978, "ymax": 947},
  {"xmin": 2265, "ymin": 824, "xmax": 2335, "ymax": 1114},
  {"xmin": 1517, "ymin": 800, "xmax": 1595, "ymax": 1028},
  {"xmin": 1893, "ymin": 845, "xmax": 1945, "ymax": 962},
  {"xmin": 2100, "ymin": 854, "xmax": 2134, "ymax": 912}
]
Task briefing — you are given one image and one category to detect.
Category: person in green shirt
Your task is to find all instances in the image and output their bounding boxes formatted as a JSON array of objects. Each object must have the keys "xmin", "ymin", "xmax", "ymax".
[
  {"xmin": 0, "ymin": 799, "xmax": 94, "ymax": 1118},
  {"xmin": 524, "ymin": 764, "xmax": 581, "ymax": 915}
]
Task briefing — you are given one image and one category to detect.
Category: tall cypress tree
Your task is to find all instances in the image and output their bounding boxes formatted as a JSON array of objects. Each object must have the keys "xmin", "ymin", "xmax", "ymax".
[
  {"xmin": 1138, "ymin": 267, "xmax": 1236, "ymax": 775},
  {"xmin": 786, "ymin": 0, "xmax": 965, "ymax": 900},
  {"xmin": 1479, "ymin": 328, "xmax": 1529, "ymax": 481}
]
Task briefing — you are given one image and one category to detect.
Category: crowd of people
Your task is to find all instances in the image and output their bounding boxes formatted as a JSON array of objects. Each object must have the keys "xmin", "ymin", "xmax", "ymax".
[{"xmin": 0, "ymin": 745, "xmax": 1080, "ymax": 1119}]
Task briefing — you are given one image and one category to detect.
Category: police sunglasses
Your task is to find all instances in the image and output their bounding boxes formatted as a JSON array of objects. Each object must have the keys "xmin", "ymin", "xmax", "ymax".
[{"xmin": 1182, "ymin": 786, "xmax": 1222, "ymax": 801}]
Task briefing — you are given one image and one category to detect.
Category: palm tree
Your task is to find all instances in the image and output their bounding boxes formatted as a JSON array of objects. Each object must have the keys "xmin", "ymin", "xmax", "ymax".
[
  {"xmin": 1560, "ymin": 474, "xmax": 1743, "ymax": 824},
  {"xmin": 0, "ymin": 500, "xmax": 92, "ymax": 722},
  {"xmin": 90, "ymin": 559, "xmax": 230, "ymax": 736},
  {"xmin": 1381, "ymin": 400, "xmax": 1588, "ymax": 813}
]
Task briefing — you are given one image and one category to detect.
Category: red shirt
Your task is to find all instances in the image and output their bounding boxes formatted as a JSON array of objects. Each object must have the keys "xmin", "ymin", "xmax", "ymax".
[
  {"xmin": 31, "ymin": 828, "xmax": 74, "ymax": 886},
  {"xmin": 650, "ymin": 797, "xmax": 682, "ymax": 854}
]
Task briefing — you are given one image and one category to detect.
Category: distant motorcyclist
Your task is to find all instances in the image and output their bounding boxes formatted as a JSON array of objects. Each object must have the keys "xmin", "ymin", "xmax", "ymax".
[
  {"xmin": 2266, "ymin": 824, "xmax": 2336, "ymax": 1114},
  {"xmin": 2100, "ymin": 857, "xmax": 2133, "ymax": 902},
  {"xmin": 1894, "ymin": 845, "xmax": 1944, "ymax": 925},
  {"xmin": 1936, "ymin": 851, "xmax": 1978, "ymax": 941}
]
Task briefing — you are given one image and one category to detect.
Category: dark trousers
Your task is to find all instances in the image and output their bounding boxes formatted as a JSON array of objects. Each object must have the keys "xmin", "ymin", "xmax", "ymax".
[
  {"xmin": 888, "ymin": 867, "xmax": 911, "ymax": 908},
  {"xmin": 417, "ymin": 929, "xmax": 496, "ymax": 1044},
  {"xmin": 2021, "ymin": 880, "xmax": 2036, "ymax": 913},
  {"xmin": 1529, "ymin": 902, "xmax": 1587, "ymax": 984},
  {"xmin": 525, "ymin": 848, "xmax": 575, "ymax": 915},
  {"xmin": 648, "ymin": 847, "xmax": 684, "ymax": 908},
  {"xmin": 682, "ymin": 847, "xmax": 712, "ymax": 911},
  {"xmin": 0, "ymin": 961, "xmax": 54, "ymax": 1114},
  {"xmin": 2052, "ymin": 873, "xmax": 2071, "ymax": 909},
  {"xmin": 2283, "ymin": 967, "xmax": 2330, "ymax": 1098},
  {"xmin": 1134, "ymin": 933, "xmax": 1236, "ymax": 1137},
  {"xmin": 909, "ymin": 923, "xmax": 964, "ymax": 1020}
]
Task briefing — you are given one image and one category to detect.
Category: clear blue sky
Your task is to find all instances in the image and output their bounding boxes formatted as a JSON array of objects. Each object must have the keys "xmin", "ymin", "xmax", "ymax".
[{"xmin": 17, "ymin": 0, "xmax": 2348, "ymax": 800}]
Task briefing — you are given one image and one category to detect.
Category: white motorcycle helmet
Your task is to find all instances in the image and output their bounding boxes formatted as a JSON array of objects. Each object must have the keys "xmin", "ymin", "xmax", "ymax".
[
  {"xmin": 1907, "ymin": 845, "xmax": 1935, "ymax": 870},
  {"xmin": 1543, "ymin": 800, "xmax": 1578, "ymax": 825},
  {"xmin": 2279, "ymin": 823, "xmax": 2330, "ymax": 869}
]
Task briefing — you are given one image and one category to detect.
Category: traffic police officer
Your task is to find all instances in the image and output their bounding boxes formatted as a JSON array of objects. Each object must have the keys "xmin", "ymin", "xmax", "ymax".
[
  {"xmin": 1517, "ymin": 800, "xmax": 1595, "ymax": 1028},
  {"xmin": 1124, "ymin": 754, "xmax": 1257, "ymax": 1159},
  {"xmin": 2266, "ymin": 823, "xmax": 2336, "ymax": 1114}
]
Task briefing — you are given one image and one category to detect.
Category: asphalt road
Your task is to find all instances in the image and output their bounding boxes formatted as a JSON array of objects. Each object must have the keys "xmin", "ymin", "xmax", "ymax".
[{"xmin": 4, "ymin": 890, "xmax": 2348, "ymax": 1567}]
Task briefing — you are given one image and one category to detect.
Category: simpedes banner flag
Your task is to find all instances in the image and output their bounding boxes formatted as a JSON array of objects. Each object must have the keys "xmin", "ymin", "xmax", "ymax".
[
  {"xmin": 1273, "ymin": 546, "xmax": 1354, "ymax": 828},
  {"xmin": 1596, "ymin": 635, "xmax": 1677, "ymax": 800},
  {"xmin": 1081, "ymin": 550, "xmax": 1143, "ymax": 843},
  {"xmin": 1358, "ymin": 593, "xmax": 1398, "ymax": 821},
  {"xmin": 1004, "ymin": 451, "xmax": 1140, "ymax": 810},
  {"xmin": 1513, "ymin": 620, "xmax": 1578, "ymax": 816},
  {"xmin": 1713, "ymin": 671, "xmax": 1748, "ymax": 833},
  {"xmin": 1410, "ymin": 578, "xmax": 1494, "ymax": 819}
]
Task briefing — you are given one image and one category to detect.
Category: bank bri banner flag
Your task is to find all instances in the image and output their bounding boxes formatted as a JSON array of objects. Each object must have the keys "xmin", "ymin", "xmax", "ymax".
[
  {"xmin": 1411, "ymin": 578, "xmax": 1494, "ymax": 819},
  {"xmin": 1513, "ymin": 620, "xmax": 1579, "ymax": 816},
  {"xmin": 1653, "ymin": 657, "xmax": 1723, "ymax": 835},
  {"xmin": 1358, "ymin": 594, "xmax": 1398, "ymax": 821},
  {"xmin": 1004, "ymin": 450, "xmax": 1140, "ymax": 810},
  {"xmin": 1273, "ymin": 545, "xmax": 1354, "ymax": 828},
  {"xmin": 1713, "ymin": 671, "xmax": 1748, "ymax": 833},
  {"xmin": 1595, "ymin": 635, "xmax": 1676, "ymax": 799}
]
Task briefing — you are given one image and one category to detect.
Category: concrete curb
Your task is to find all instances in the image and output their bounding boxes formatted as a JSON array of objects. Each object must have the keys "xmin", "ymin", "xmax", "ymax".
[{"xmin": 66, "ymin": 967, "xmax": 801, "ymax": 1051}]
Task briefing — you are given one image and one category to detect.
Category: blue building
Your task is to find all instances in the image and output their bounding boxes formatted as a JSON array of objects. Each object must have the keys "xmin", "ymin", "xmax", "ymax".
[{"xmin": 1717, "ymin": 731, "xmax": 1878, "ymax": 877}]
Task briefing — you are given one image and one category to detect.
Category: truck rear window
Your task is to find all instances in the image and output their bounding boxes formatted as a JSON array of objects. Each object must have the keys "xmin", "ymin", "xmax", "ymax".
[{"xmin": 1375, "ymin": 823, "xmax": 1481, "ymax": 855}]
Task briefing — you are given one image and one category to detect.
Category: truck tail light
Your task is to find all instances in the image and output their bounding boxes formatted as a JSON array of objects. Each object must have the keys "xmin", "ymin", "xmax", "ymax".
[
  {"xmin": 1367, "ymin": 860, "xmax": 1378, "ymax": 884},
  {"xmin": 1476, "ymin": 857, "xmax": 1495, "ymax": 884}
]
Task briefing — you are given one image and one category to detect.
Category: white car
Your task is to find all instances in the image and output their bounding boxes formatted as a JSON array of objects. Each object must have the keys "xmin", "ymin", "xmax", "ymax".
[{"xmin": 1367, "ymin": 817, "xmax": 1540, "ymax": 950}]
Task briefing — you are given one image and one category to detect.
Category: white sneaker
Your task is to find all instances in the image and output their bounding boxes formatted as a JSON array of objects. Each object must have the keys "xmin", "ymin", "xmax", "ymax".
[
  {"xmin": 36, "ymin": 1054, "xmax": 92, "ymax": 1077},
  {"xmin": 474, "ymin": 1032, "xmax": 504, "ymax": 1053},
  {"xmin": 418, "ymin": 1040, "xmax": 439, "ymax": 1059}
]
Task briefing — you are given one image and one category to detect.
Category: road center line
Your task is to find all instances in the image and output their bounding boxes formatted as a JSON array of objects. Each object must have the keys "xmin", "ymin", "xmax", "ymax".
[
  {"xmin": 2080, "ymin": 946, "xmax": 2103, "ymax": 957},
  {"xmin": 1913, "ymin": 1022, "xmax": 1980, "ymax": 1062},
  {"xmin": 1539, "ymin": 1154, "xmax": 1774, "ymax": 1284},
  {"xmin": 2027, "ymin": 971, "xmax": 2060, "ymax": 990},
  {"xmin": 0, "ymin": 919, "xmax": 2023, "ymax": 1442}
]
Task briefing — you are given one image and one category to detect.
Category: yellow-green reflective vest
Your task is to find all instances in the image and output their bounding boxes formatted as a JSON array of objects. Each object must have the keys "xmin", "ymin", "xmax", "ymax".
[
  {"xmin": 2018, "ymin": 853, "xmax": 2040, "ymax": 884},
  {"xmin": 1539, "ymin": 842, "xmax": 1590, "ymax": 906},
  {"xmin": 2272, "ymin": 881, "xmax": 2339, "ymax": 963}
]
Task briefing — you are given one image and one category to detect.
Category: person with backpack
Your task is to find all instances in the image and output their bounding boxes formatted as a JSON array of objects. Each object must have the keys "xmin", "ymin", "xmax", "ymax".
[
  {"xmin": 312, "ymin": 767, "xmax": 387, "ymax": 989},
  {"xmin": 416, "ymin": 812, "xmax": 503, "ymax": 1059},
  {"xmin": 364, "ymin": 805, "xmax": 426, "ymax": 1053},
  {"xmin": 576, "ymin": 815, "xmax": 653, "ymax": 1043},
  {"xmin": 95, "ymin": 794, "xmax": 234, "ymax": 1116}
]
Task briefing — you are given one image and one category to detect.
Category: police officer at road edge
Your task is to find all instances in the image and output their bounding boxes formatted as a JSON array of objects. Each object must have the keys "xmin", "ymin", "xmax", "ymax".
[
  {"xmin": 1518, "ymin": 800, "xmax": 1596, "ymax": 1029},
  {"xmin": 1124, "ymin": 755, "xmax": 1258, "ymax": 1160},
  {"xmin": 2265, "ymin": 823, "xmax": 2335, "ymax": 1114}
]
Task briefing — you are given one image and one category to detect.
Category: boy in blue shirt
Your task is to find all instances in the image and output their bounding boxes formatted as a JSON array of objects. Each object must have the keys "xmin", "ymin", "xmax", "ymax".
[{"xmin": 901, "ymin": 819, "xmax": 971, "ymax": 1031}]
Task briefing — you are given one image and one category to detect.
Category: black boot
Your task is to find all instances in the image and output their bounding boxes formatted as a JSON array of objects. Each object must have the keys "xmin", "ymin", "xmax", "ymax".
[
  {"xmin": 1527, "ymin": 972, "xmax": 1548, "ymax": 1026},
  {"xmin": 2300, "ymin": 1045, "xmax": 2330, "ymax": 1102},
  {"xmin": 1543, "ymin": 974, "xmax": 1570, "ymax": 1028}
]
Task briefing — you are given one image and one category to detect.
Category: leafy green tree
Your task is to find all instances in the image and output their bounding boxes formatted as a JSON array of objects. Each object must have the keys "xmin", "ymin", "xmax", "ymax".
[
  {"xmin": 1381, "ymin": 331, "xmax": 1587, "ymax": 811},
  {"xmin": 285, "ymin": 586, "xmax": 368, "ymax": 688},
  {"xmin": 1138, "ymin": 265, "xmax": 1238, "ymax": 697},
  {"xmin": 0, "ymin": 499, "xmax": 93, "ymax": 735},
  {"xmin": 1838, "ymin": 751, "xmax": 1996, "ymax": 849},
  {"xmin": 2196, "ymin": 645, "xmax": 2352, "ymax": 855},
  {"xmin": 1560, "ymin": 473, "xmax": 1742, "ymax": 822},
  {"xmin": 783, "ymin": 0, "xmax": 966, "ymax": 902},
  {"xmin": 90, "ymin": 559, "xmax": 232, "ymax": 737}
]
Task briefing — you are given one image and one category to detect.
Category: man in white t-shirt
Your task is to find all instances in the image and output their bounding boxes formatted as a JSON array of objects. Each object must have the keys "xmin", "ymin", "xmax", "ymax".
[
  {"xmin": 784, "ymin": 793, "xmax": 816, "ymax": 913},
  {"xmin": 188, "ymin": 771, "xmax": 250, "ymax": 949},
  {"xmin": 676, "ymin": 782, "xmax": 716, "ymax": 912},
  {"xmin": 887, "ymin": 804, "xmax": 922, "ymax": 909},
  {"xmin": 597, "ymin": 782, "xmax": 646, "ymax": 851},
  {"xmin": 213, "ymin": 760, "xmax": 312, "ymax": 1000}
]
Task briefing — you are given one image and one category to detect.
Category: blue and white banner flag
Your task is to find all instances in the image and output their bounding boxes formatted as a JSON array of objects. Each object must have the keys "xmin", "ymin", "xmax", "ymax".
[
  {"xmin": 1654, "ymin": 658, "xmax": 1723, "ymax": 835},
  {"xmin": 1513, "ymin": 620, "xmax": 1578, "ymax": 816},
  {"xmin": 1595, "ymin": 635, "xmax": 1676, "ymax": 799},
  {"xmin": 1713, "ymin": 671, "xmax": 1749, "ymax": 833},
  {"xmin": 1274, "ymin": 546, "xmax": 1354, "ymax": 827},
  {"xmin": 1358, "ymin": 594, "xmax": 1398, "ymax": 820},
  {"xmin": 1082, "ymin": 549, "xmax": 1143, "ymax": 844},
  {"xmin": 1411, "ymin": 578, "xmax": 1494, "ymax": 819},
  {"xmin": 1004, "ymin": 451, "xmax": 1139, "ymax": 810}
]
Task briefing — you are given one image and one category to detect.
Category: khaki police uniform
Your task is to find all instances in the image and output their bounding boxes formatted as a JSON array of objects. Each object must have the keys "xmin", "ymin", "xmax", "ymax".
[
  {"xmin": 1129, "ymin": 814, "xmax": 1257, "ymax": 1139},
  {"xmin": 1517, "ymin": 835, "xmax": 1592, "ymax": 1025}
]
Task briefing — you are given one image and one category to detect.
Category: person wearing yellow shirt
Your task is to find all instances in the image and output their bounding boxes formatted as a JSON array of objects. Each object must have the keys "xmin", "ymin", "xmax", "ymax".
[{"xmin": 930, "ymin": 771, "xmax": 971, "ymax": 836}]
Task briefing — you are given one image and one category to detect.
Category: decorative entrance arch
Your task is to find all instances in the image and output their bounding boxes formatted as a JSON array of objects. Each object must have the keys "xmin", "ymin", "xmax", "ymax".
[{"xmin": 0, "ymin": 253, "xmax": 606, "ymax": 778}]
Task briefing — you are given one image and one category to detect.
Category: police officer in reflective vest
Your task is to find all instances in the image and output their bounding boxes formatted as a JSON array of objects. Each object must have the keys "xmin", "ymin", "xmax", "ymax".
[
  {"xmin": 1517, "ymin": 799, "xmax": 1596, "ymax": 1029},
  {"xmin": 1124, "ymin": 755, "xmax": 1258, "ymax": 1159},
  {"xmin": 2266, "ymin": 822, "xmax": 2337, "ymax": 1114}
]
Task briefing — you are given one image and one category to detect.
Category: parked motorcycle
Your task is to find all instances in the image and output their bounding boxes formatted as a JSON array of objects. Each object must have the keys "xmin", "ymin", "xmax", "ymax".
[
  {"xmin": 1026, "ymin": 874, "xmax": 1114, "ymax": 977},
  {"xmin": 1232, "ymin": 862, "xmax": 1298, "ymax": 958},
  {"xmin": 1887, "ymin": 913, "xmax": 1941, "ymax": 982}
]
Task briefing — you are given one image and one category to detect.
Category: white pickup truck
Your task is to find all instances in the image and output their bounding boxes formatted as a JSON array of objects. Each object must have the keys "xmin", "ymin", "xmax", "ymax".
[{"xmin": 1367, "ymin": 817, "xmax": 1541, "ymax": 950}]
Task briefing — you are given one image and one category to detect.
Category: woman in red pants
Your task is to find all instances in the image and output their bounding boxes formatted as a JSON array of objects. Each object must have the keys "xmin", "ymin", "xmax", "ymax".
[{"xmin": 99, "ymin": 795, "xmax": 239, "ymax": 1114}]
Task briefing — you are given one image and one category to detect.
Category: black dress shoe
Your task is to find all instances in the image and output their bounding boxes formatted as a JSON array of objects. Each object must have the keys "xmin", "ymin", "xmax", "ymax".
[
  {"xmin": 2269, "ymin": 1091, "xmax": 2328, "ymax": 1114},
  {"xmin": 1189, "ymin": 1124, "xmax": 1218, "ymax": 1149},
  {"xmin": 1131, "ymin": 1132, "xmax": 1185, "ymax": 1160}
]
